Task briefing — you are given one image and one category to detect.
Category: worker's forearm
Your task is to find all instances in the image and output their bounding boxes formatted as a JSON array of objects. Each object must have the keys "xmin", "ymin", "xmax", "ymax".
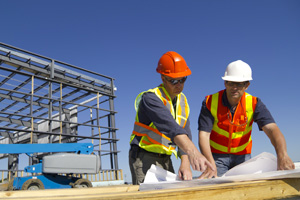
[
  {"xmin": 273, "ymin": 134, "xmax": 288, "ymax": 158},
  {"xmin": 174, "ymin": 134, "xmax": 197, "ymax": 154},
  {"xmin": 199, "ymin": 131, "xmax": 215, "ymax": 163},
  {"xmin": 174, "ymin": 134, "xmax": 214, "ymax": 172},
  {"xmin": 263, "ymin": 123, "xmax": 288, "ymax": 157},
  {"xmin": 263, "ymin": 123, "xmax": 295, "ymax": 170},
  {"xmin": 180, "ymin": 155, "xmax": 190, "ymax": 167}
]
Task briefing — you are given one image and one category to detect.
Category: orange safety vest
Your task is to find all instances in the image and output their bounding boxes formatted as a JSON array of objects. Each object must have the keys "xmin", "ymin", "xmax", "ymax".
[
  {"xmin": 206, "ymin": 90, "xmax": 257, "ymax": 155},
  {"xmin": 130, "ymin": 84, "xmax": 190, "ymax": 158}
]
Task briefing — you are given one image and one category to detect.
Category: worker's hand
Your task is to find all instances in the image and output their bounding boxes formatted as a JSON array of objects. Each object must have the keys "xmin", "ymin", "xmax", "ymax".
[
  {"xmin": 198, "ymin": 164, "xmax": 217, "ymax": 179},
  {"xmin": 277, "ymin": 155, "xmax": 295, "ymax": 170},
  {"xmin": 262, "ymin": 123, "xmax": 295, "ymax": 171},
  {"xmin": 178, "ymin": 155, "xmax": 193, "ymax": 181},
  {"xmin": 173, "ymin": 134, "xmax": 214, "ymax": 173},
  {"xmin": 186, "ymin": 149, "xmax": 214, "ymax": 172}
]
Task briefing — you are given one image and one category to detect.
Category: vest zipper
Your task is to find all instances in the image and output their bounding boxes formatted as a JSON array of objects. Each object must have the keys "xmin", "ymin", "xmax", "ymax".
[{"xmin": 228, "ymin": 111, "xmax": 233, "ymax": 153}]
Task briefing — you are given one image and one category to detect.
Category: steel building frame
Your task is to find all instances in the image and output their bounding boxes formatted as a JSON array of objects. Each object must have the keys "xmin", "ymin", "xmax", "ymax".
[{"xmin": 0, "ymin": 42, "xmax": 119, "ymax": 175}]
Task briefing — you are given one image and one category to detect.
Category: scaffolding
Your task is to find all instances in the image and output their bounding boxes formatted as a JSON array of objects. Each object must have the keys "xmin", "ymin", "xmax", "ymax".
[{"xmin": 0, "ymin": 42, "xmax": 119, "ymax": 177}]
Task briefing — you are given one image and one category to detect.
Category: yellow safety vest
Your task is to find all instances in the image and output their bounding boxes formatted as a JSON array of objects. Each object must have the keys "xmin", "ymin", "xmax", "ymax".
[{"xmin": 130, "ymin": 84, "xmax": 190, "ymax": 158}]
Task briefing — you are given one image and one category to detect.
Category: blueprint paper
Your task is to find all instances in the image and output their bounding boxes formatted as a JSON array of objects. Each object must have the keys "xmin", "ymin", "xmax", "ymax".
[
  {"xmin": 222, "ymin": 152, "xmax": 277, "ymax": 177},
  {"xmin": 140, "ymin": 152, "xmax": 300, "ymax": 191},
  {"xmin": 144, "ymin": 164, "xmax": 180, "ymax": 183}
]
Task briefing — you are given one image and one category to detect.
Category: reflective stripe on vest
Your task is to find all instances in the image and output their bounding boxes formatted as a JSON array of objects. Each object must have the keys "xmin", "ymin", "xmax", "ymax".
[
  {"xmin": 207, "ymin": 90, "xmax": 257, "ymax": 155},
  {"xmin": 132, "ymin": 121, "xmax": 175, "ymax": 151},
  {"xmin": 131, "ymin": 84, "xmax": 189, "ymax": 157}
]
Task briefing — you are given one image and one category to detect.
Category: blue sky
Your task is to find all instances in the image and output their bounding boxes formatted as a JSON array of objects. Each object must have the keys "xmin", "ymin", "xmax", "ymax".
[{"xmin": 1, "ymin": 0, "xmax": 300, "ymax": 182}]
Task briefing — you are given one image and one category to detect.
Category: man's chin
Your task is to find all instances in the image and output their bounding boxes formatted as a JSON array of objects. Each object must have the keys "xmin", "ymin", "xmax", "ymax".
[
  {"xmin": 231, "ymin": 95, "xmax": 241, "ymax": 100},
  {"xmin": 175, "ymin": 91, "xmax": 182, "ymax": 95}
]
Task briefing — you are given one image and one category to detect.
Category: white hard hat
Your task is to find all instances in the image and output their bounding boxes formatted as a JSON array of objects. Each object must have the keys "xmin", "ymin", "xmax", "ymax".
[{"xmin": 222, "ymin": 60, "xmax": 253, "ymax": 82}]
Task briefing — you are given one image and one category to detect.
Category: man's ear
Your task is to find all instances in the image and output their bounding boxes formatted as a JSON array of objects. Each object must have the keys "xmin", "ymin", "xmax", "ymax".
[
  {"xmin": 161, "ymin": 75, "xmax": 165, "ymax": 83},
  {"xmin": 245, "ymin": 81, "xmax": 250, "ymax": 90}
]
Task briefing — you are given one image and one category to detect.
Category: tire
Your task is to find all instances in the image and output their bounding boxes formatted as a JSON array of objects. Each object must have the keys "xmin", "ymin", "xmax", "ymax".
[
  {"xmin": 72, "ymin": 179, "xmax": 93, "ymax": 188},
  {"xmin": 21, "ymin": 179, "xmax": 45, "ymax": 190}
]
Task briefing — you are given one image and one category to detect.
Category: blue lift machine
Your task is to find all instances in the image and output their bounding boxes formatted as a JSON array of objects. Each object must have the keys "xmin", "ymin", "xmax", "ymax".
[{"xmin": 0, "ymin": 143, "xmax": 100, "ymax": 190}]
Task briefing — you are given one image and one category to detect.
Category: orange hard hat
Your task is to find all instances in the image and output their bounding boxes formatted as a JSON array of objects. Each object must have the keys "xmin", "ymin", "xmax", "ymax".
[{"xmin": 156, "ymin": 51, "xmax": 191, "ymax": 78}]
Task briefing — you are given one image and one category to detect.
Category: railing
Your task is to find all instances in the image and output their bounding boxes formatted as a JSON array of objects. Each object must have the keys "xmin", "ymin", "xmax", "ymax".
[{"xmin": 0, "ymin": 169, "xmax": 123, "ymax": 183}]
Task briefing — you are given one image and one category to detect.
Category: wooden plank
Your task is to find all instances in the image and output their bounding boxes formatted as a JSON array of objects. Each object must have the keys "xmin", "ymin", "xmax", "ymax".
[
  {"xmin": 0, "ymin": 179, "xmax": 300, "ymax": 200},
  {"xmin": 0, "ymin": 183, "xmax": 8, "ymax": 191},
  {"xmin": 0, "ymin": 185, "xmax": 139, "ymax": 199}
]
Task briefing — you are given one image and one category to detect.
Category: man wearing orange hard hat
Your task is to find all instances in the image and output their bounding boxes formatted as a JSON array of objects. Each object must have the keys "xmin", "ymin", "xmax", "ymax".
[{"xmin": 129, "ymin": 51, "xmax": 213, "ymax": 185}]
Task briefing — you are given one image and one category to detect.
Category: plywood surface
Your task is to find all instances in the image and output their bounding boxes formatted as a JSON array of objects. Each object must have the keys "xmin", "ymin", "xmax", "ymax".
[{"xmin": 1, "ymin": 179, "xmax": 300, "ymax": 200}]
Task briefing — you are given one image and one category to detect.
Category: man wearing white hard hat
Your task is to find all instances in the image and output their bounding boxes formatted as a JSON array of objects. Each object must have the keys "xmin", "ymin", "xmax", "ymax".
[{"xmin": 197, "ymin": 60, "xmax": 295, "ymax": 178}]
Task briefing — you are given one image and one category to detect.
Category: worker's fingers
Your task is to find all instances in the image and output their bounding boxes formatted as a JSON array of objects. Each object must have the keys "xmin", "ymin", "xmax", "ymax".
[
  {"xmin": 198, "ymin": 170, "xmax": 209, "ymax": 179},
  {"xmin": 178, "ymin": 170, "xmax": 192, "ymax": 181},
  {"xmin": 186, "ymin": 175, "xmax": 192, "ymax": 180},
  {"xmin": 278, "ymin": 157, "xmax": 295, "ymax": 170},
  {"xmin": 187, "ymin": 150, "xmax": 215, "ymax": 172},
  {"xmin": 178, "ymin": 171, "xmax": 183, "ymax": 180},
  {"xmin": 200, "ymin": 161, "xmax": 214, "ymax": 172},
  {"xmin": 191, "ymin": 159, "xmax": 215, "ymax": 173},
  {"xmin": 279, "ymin": 163, "xmax": 295, "ymax": 170},
  {"xmin": 198, "ymin": 168, "xmax": 218, "ymax": 179},
  {"xmin": 182, "ymin": 174, "xmax": 192, "ymax": 180},
  {"xmin": 205, "ymin": 160, "xmax": 215, "ymax": 171},
  {"xmin": 191, "ymin": 160, "xmax": 201, "ymax": 171},
  {"xmin": 199, "ymin": 161, "xmax": 207, "ymax": 172}
]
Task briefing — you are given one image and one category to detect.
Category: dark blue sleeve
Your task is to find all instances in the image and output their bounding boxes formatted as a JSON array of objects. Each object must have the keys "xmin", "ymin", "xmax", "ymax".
[
  {"xmin": 253, "ymin": 98, "xmax": 275, "ymax": 130},
  {"xmin": 138, "ymin": 92, "xmax": 190, "ymax": 140},
  {"xmin": 198, "ymin": 97, "xmax": 214, "ymax": 132}
]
